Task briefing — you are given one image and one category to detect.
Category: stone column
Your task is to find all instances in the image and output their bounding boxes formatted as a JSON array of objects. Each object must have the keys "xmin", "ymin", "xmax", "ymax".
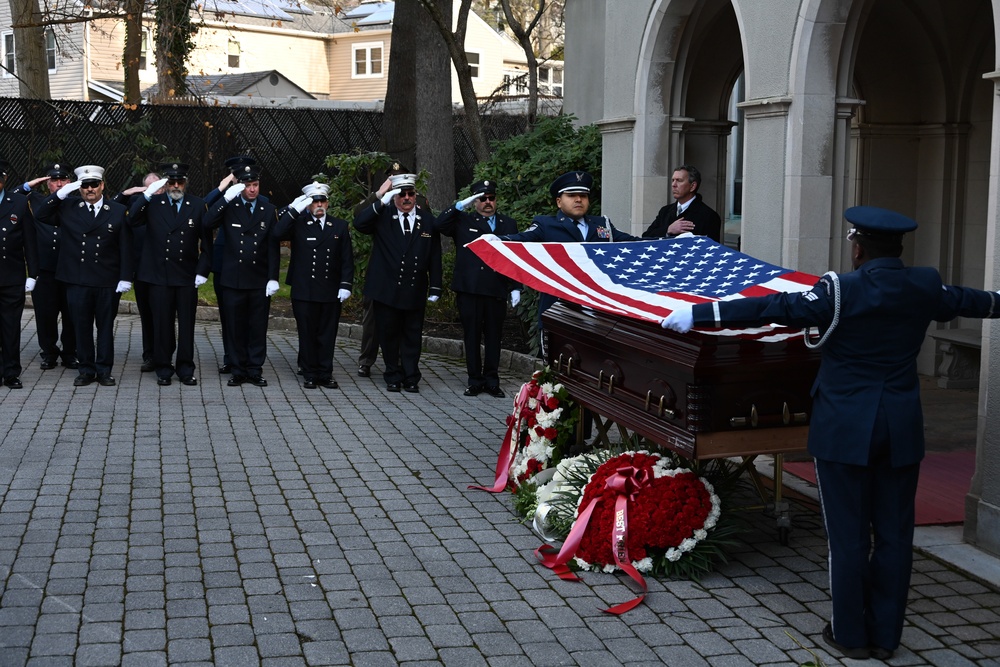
[{"xmin": 596, "ymin": 116, "xmax": 637, "ymax": 234}]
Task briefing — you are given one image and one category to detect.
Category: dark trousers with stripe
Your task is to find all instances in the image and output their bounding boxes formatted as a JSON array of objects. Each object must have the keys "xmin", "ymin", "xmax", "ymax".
[
  {"xmin": 220, "ymin": 286, "xmax": 270, "ymax": 378},
  {"xmin": 457, "ymin": 292, "xmax": 505, "ymax": 390},
  {"xmin": 373, "ymin": 300, "xmax": 424, "ymax": 386},
  {"xmin": 150, "ymin": 284, "xmax": 198, "ymax": 380},
  {"xmin": 292, "ymin": 299, "xmax": 341, "ymax": 382},
  {"xmin": 66, "ymin": 285, "xmax": 120, "ymax": 379},
  {"xmin": 815, "ymin": 404, "xmax": 920, "ymax": 652}
]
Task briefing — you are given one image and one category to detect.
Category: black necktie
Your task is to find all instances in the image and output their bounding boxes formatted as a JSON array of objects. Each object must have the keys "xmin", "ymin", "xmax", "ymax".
[
  {"xmin": 88, "ymin": 204, "xmax": 96, "ymax": 217},
  {"xmin": 404, "ymin": 215, "xmax": 412, "ymax": 235}
]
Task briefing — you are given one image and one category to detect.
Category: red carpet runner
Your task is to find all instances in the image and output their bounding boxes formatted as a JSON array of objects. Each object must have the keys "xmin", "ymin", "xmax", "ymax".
[{"xmin": 783, "ymin": 450, "xmax": 975, "ymax": 525}]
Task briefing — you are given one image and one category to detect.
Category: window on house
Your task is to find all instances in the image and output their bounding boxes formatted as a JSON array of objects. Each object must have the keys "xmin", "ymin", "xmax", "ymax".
[
  {"xmin": 228, "ymin": 39, "xmax": 240, "ymax": 68},
  {"xmin": 139, "ymin": 29, "xmax": 150, "ymax": 70},
  {"xmin": 2, "ymin": 32, "xmax": 15, "ymax": 77},
  {"xmin": 552, "ymin": 68, "xmax": 562, "ymax": 97},
  {"xmin": 352, "ymin": 42, "xmax": 383, "ymax": 78},
  {"xmin": 45, "ymin": 29, "xmax": 56, "ymax": 71},
  {"xmin": 466, "ymin": 51, "xmax": 480, "ymax": 79}
]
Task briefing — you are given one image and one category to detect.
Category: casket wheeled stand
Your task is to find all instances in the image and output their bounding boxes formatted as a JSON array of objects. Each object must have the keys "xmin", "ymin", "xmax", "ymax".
[{"xmin": 543, "ymin": 303, "xmax": 821, "ymax": 544}]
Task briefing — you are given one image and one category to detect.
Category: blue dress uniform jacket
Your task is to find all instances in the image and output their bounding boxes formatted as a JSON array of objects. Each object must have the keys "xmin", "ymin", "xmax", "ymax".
[
  {"xmin": 273, "ymin": 209, "xmax": 354, "ymax": 301},
  {"xmin": 434, "ymin": 206, "xmax": 519, "ymax": 297},
  {"xmin": 33, "ymin": 194, "xmax": 133, "ymax": 287},
  {"xmin": 354, "ymin": 201, "xmax": 442, "ymax": 307},
  {"xmin": 129, "ymin": 194, "xmax": 212, "ymax": 285},
  {"xmin": 690, "ymin": 257, "xmax": 1000, "ymax": 467},
  {"xmin": 204, "ymin": 196, "xmax": 280, "ymax": 288},
  {"xmin": 0, "ymin": 190, "xmax": 38, "ymax": 284}
]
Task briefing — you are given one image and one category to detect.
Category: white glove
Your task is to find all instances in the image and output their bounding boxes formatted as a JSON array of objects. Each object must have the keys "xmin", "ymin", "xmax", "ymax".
[
  {"xmin": 289, "ymin": 194, "xmax": 312, "ymax": 213},
  {"xmin": 338, "ymin": 289, "xmax": 351, "ymax": 302},
  {"xmin": 380, "ymin": 188, "xmax": 401, "ymax": 206},
  {"xmin": 25, "ymin": 277, "xmax": 36, "ymax": 293},
  {"xmin": 480, "ymin": 233, "xmax": 499, "ymax": 243},
  {"xmin": 456, "ymin": 193, "xmax": 482, "ymax": 211},
  {"xmin": 265, "ymin": 280, "xmax": 279, "ymax": 297},
  {"xmin": 427, "ymin": 295, "xmax": 439, "ymax": 303},
  {"xmin": 194, "ymin": 274, "xmax": 208, "ymax": 287},
  {"xmin": 57, "ymin": 180, "xmax": 82, "ymax": 199},
  {"xmin": 661, "ymin": 306, "xmax": 694, "ymax": 333},
  {"xmin": 223, "ymin": 183, "xmax": 246, "ymax": 202},
  {"xmin": 116, "ymin": 280, "xmax": 132, "ymax": 294},
  {"xmin": 144, "ymin": 177, "xmax": 169, "ymax": 199},
  {"xmin": 510, "ymin": 290, "xmax": 520, "ymax": 307}
]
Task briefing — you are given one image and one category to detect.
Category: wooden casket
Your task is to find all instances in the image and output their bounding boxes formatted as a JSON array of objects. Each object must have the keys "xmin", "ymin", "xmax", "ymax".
[{"xmin": 543, "ymin": 302, "xmax": 821, "ymax": 460}]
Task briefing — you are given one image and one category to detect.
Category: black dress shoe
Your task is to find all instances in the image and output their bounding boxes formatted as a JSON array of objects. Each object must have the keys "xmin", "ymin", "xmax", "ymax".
[
  {"xmin": 140, "ymin": 359, "xmax": 155, "ymax": 372},
  {"xmin": 219, "ymin": 364, "xmax": 232, "ymax": 374},
  {"xmin": 4, "ymin": 377, "xmax": 23, "ymax": 389},
  {"xmin": 40, "ymin": 358, "xmax": 57, "ymax": 370},
  {"xmin": 227, "ymin": 375, "xmax": 245, "ymax": 387},
  {"xmin": 97, "ymin": 376, "xmax": 116, "ymax": 387},
  {"xmin": 869, "ymin": 646, "xmax": 894, "ymax": 661},
  {"xmin": 386, "ymin": 382, "xmax": 401, "ymax": 392},
  {"xmin": 319, "ymin": 379, "xmax": 339, "ymax": 389},
  {"xmin": 156, "ymin": 377, "xmax": 172, "ymax": 386},
  {"xmin": 248, "ymin": 376, "xmax": 268, "ymax": 387},
  {"xmin": 62, "ymin": 357, "xmax": 79, "ymax": 369},
  {"xmin": 358, "ymin": 365, "xmax": 371, "ymax": 377},
  {"xmin": 486, "ymin": 386, "xmax": 506, "ymax": 398},
  {"xmin": 297, "ymin": 367, "xmax": 304, "ymax": 376},
  {"xmin": 73, "ymin": 374, "xmax": 95, "ymax": 387},
  {"xmin": 404, "ymin": 383, "xmax": 419, "ymax": 393},
  {"xmin": 463, "ymin": 386, "xmax": 483, "ymax": 397},
  {"xmin": 303, "ymin": 379, "xmax": 317, "ymax": 389},
  {"xmin": 180, "ymin": 376, "xmax": 198, "ymax": 386},
  {"xmin": 822, "ymin": 624, "xmax": 869, "ymax": 660}
]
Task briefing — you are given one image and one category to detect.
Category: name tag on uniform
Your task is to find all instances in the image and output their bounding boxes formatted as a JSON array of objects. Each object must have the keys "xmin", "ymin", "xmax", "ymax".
[
  {"xmin": 420, "ymin": 232, "xmax": 431, "ymax": 238},
  {"xmin": 468, "ymin": 228, "xmax": 477, "ymax": 232},
  {"xmin": 596, "ymin": 226, "xmax": 610, "ymax": 239},
  {"xmin": 231, "ymin": 223, "xmax": 241, "ymax": 228},
  {"xmin": 306, "ymin": 237, "xmax": 317, "ymax": 241}
]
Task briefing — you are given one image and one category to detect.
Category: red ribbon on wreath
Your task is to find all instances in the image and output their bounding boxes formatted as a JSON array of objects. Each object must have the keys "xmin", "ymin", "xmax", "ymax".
[
  {"xmin": 468, "ymin": 380, "xmax": 542, "ymax": 493},
  {"xmin": 535, "ymin": 464, "xmax": 652, "ymax": 614}
]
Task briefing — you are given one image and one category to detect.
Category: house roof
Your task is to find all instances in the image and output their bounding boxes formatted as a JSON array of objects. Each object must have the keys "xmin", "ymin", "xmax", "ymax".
[{"xmin": 145, "ymin": 71, "xmax": 316, "ymax": 99}]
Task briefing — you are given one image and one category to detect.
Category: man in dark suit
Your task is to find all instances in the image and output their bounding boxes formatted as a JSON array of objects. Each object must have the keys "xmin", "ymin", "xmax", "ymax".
[
  {"xmin": 641, "ymin": 165, "xmax": 722, "ymax": 242},
  {"xmin": 275, "ymin": 182, "xmax": 353, "ymax": 390},
  {"xmin": 33, "ymin": 165, "xmax": 133, "ymax": 387},
  {"xmin": 15, "ymin": 163, "xmax": 77, "ymax": 371},
  {"xmin": 354, "ymin": 172, "xmax": 441, "ymax": 393},
  {"xmin": 112, "ymin": 171, "xmax": 163, "ymax": 372},
  {"xmin": 128, "ymin": 163, "xmax": 212, "ymax": 386},
  {"xmin": 662, "ymin": 206, "xmax": 1000, "ymax": 661},
  {"xmin": 0, "ymin": 160, "xmax": 38, "ymax": 388},
  {"xmin": 204, "ymin": 164, "xmax": 279, "ymax": 387},
  {"xmin": 435, "ymin": 179, "xmax": 519, "ymax": 398},
  {"xmin": 493, "ymin": 170, "xmax": 640, "ymax": 328}
]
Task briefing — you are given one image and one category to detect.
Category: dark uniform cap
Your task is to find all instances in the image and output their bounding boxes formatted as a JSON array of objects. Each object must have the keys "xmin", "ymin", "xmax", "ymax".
[
  {"xmin": 385, "ymin": 162, "xmax": 411, "ymax": 177},
  {"xmin": 550, "ymin": 170, "xmax": 593, "ymax": 199},
  {"xmin": 844, "ymin": 206, "xmax": 918, "ymax": 235},
  {"xmin": 159, "ymin": 162, "xmax": 190, "ymax": 179},
  {"xmin": 470, "ymin": 179, "xmax": 496, "ymax": 195},
  {"xmin": 235, "ymin": 164, "xmax": 261, "ymax": 183},
  {"xmin": 225, "ymin": 155, "xmax": 257, "ymax": 174},
  {"xmin": 45, "ymin": 163, "xmax": 72, "ymax": 179}
]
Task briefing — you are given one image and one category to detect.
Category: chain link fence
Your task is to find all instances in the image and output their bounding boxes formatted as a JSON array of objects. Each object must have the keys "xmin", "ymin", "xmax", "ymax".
[{"xmin": 0, "ymin": 97, "xmax": 530, "ymax": 203}]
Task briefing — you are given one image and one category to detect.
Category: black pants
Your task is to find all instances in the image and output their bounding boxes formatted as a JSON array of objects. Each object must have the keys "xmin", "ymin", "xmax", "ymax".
[
  {"xmin": 220, "ymin": 286, "xmax": 270, "ymax": 378},
  {"xmin": 373, "ymin": 300, "xmax": 425, "ymax": 386},
  {"xmin": 457, "ymin": 292, "xmax": 505, "ymax": 390},
  {"xmin": 358, "ymin": 296, "xmax": 379, "ymax": 368},
  {"xmin": 150, "ymin": 284, "xmax": 198, "ymax": 380},
  {"xmin": 65, "ymin": 284, "xmax": 120, "ymax": 378},
  {"xmin": 293, "ymin": 299, "xmax": 342, "ymax": 381},
  {"xmin": 214, "ymin": 274, "xmax": 232, "ymax": 367},
  {"xmin": 0, "ymin": 284, "xmax": 25, "ymax": 379},
  {"xmin": 134, "ymin": 279, "xmax": 155, "ymax": 361},
  {"xmin": 33, "ymin": 270, "xmax": 75, "ymax": 362}
]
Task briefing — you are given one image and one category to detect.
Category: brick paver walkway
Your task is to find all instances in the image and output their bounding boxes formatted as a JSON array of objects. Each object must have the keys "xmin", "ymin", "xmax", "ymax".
[{"xmin": 0, "ymin": 311, "xmax": 998, "ymax": 666}]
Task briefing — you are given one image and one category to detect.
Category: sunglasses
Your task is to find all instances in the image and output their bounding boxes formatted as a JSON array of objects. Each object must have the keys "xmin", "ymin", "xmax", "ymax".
[
  {"xmin": 166, "ymin": 178, "xmax": 186, "ymax": 185},
  {"xmin": 479, "ymin": 194, "xmax": 496, "ymax": 202},
  {"xmin": 398, "ymin": 189, "xmax": 416, "ymax": 198},
  {"xmin": 312, "ymin": 196, "xmax": 328, "ymax": 202},
  {"xmin": 80, "ymin": 180, "xmax": 102, "ymax": 189}
]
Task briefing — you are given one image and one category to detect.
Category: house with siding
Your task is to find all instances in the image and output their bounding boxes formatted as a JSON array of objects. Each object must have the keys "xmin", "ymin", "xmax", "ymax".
[{"xmin": 0, "ymin": 0, "xmax": 563, "ymax": 105}]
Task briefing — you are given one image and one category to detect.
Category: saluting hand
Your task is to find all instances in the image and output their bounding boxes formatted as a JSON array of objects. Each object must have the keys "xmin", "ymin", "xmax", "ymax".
[
  {"xmin": 223, "ymin": 183, "xmax": 246, "ymax": 202},
  {"xmin": 380, "ymin": 188, "xmax": 401, "ymax": 206},
  {"xmin": 144, "ymin": 178, "xmax": 169, "ymax": 199},
  {"xmin": 288, "ymin": 194, "xmax": 312, "ymax": 214},
  {"xmin": 456, "ymin": 192, "xmax": 483, "ymax": 211},
  {"xmin": 57, "ymin": 180, "xmax": 82, "ymax": 200}
]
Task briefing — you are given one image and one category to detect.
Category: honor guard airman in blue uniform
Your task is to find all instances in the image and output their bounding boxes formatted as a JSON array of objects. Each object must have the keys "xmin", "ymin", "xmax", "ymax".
[
  {"xmin": 435, "ymin": 179, "xmax": 520, "ymax": 398},
  {"xmin": 33, "ymin": 165, "xmax": 134, "ymax": 387},
  {"xmin": 495, "ymin": 170, "xmax": 640, "ymax": 338},
  {"xmin": 14, "ymin": 163, "xmax": 76, "ymax": 371},
  {"xmin": 275, "ymin": 182, "xmax": 354, "ymax": 390},
  {"xmin": 0, "ymin": 160, "xmax": 38, "ymax": 388},
  {"xmin": 128, "ymin": 163, "xmax": 212, "ymax": 386},
  {"xmin": 204, "ymin": 163, "xmax": 279, "ymax": 387},
  {"xmin": 354, "ymin": 172, "xmax": 442, "ymax": 393},
  {"xmin": 662, "ymin": 206, "xmax": 1000, "ymax": 661}
]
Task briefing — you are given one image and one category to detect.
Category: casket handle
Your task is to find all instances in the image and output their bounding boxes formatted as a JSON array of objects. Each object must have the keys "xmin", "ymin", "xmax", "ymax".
[
  {"xmin": 597, "ymin": 370, "xmax": 615, "ymax": 394},
  {"xmin": 555, "ymin": 353, "xmax": 575, "ymax": 376},
  {"xmin": 730, "ymin": 404, "xmax": 759, "ymax": 428},
  {"xmin": 782, "ymin": 402, "xmax": 808, "ymax": 425},
  {"xmin": 644, "ymin": 390, "xmax": 676, "ymax": 419}
]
